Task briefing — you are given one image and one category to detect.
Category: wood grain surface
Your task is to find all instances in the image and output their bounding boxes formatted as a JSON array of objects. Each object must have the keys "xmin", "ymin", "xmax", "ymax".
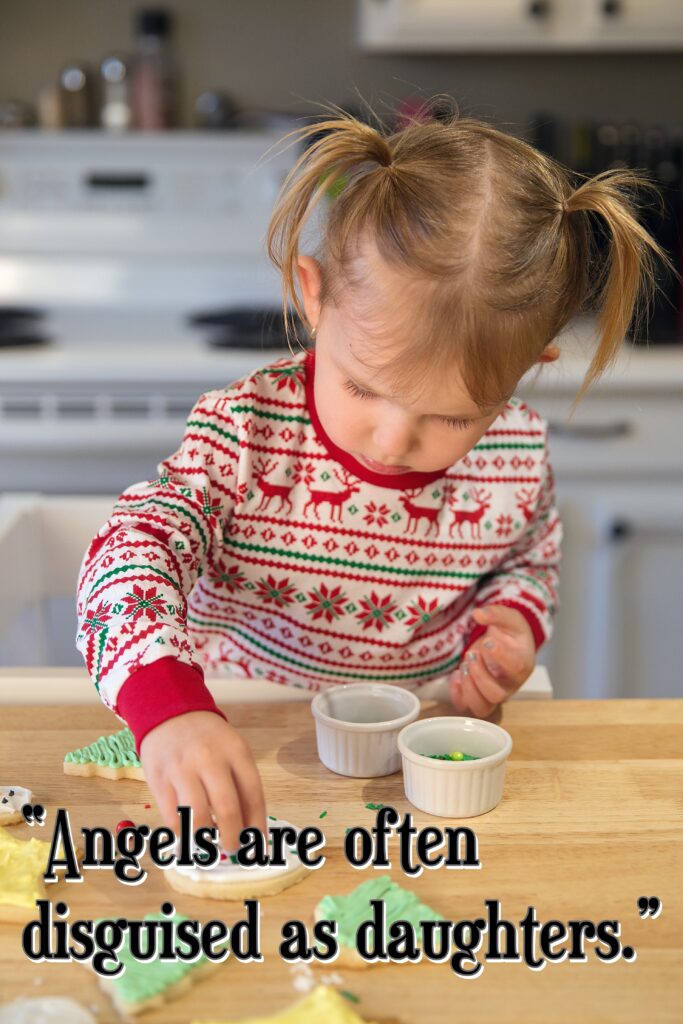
[{"xmin": 0, "ymin": 698, "xmax": 681, "ymax": 1023}]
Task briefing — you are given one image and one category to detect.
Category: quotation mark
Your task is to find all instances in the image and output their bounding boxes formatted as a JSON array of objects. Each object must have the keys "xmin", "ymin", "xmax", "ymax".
[
  {"xmin": 22, "ymin": 803, "xmax": 46, "ymax": 826},
  {"xmin": 637, "ymin": 897, "xmax": 662, "ymax": 919}
]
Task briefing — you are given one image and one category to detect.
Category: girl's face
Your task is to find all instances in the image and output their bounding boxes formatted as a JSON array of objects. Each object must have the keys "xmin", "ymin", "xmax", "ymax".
[
  {"xmin": 312, "ymin": 313, "xmax": 503, "ymax": 476},
  {"xmin": 297, "ymin": 253, "xmax": 505, "ymax": 476}
]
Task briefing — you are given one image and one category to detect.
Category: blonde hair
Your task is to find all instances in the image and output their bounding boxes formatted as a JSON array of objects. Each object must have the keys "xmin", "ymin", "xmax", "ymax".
[{"xmin": 266, "ymin": 98, "xmax": 674, "ymax": 409}]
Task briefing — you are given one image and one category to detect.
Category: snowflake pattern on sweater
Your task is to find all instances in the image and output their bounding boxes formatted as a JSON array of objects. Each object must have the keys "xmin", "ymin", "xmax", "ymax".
[{"xmin": 76, "ymin": 349, "xmax": 561, "ymax": 719}]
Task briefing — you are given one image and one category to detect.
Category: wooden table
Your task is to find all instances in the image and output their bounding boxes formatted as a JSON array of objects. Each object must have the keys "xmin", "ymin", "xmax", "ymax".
[{"xmin": 1, "ymin": 699, "xmax": 682, "ymax": 1023}]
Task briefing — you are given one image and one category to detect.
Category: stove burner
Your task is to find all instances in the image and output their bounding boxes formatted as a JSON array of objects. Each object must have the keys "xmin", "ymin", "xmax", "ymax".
[
  {"xmin": 0, "ymin": 307, "xmax": 50, "ymax": 348},
  {"xmin": 188, "ymin": 306, "xmax": 304, "ymax": 350}
]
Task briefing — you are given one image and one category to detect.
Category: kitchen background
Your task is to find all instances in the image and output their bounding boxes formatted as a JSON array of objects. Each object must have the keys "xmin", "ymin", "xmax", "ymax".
[{"xmin": 0, "ymin": 0, "xmax": 681, "ymax": 701}]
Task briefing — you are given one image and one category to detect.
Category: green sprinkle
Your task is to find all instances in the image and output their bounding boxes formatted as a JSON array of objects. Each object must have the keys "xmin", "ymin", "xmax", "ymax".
[
  {"xmin": 365, "ymin": 802, "xmax": 385, "ymax": 811},
  {"xmin": 340, "ymin": 990, "xmax": 360, "ymax": 1004},
  {"xmin": 268, "ymin": 814, "xmax": 277, "ymax": 821},
  {"xmin": 425, "ymin": 752, "xmax": 480, "ymax": 761},
  {"xmin": 319, "ymin": 810, "xmax": 328, "ymax": 819}
]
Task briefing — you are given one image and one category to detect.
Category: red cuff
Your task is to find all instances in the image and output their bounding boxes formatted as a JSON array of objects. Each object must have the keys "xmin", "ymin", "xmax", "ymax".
[
  {"xmin": 461, "ymin": 599, "xmax": 546, "ymax": 660},
  {"xmin": 116, "ymin": 656, "xmax": 227, "ymax": 753}
]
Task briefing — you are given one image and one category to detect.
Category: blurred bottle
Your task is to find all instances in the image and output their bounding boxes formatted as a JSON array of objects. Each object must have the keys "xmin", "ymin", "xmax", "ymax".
[
  {"xmin": 37, "ymin": 85, "xmax": 64, "ymax": 129},
  {"xmin": 130, "ymin": 7, "xmax": 179, "ymax": 130},
  {"xmin": 195, "ymin": 90, "xmax": 240, "ymax": 130},
  {"xmin": 59, "ymin": 62, "xmax": 96, "ymax": 127},
  {"xmin": 100, "ymin": 54, "xmax": 132, "ymax": 132},
  {"xmin": 0, "ymin": 99, "xmax": 37, "ymax": 128}
]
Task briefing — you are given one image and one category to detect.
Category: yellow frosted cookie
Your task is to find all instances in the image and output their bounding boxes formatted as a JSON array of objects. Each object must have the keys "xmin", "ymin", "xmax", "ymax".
[
  {"xmin": 193, "ymin": 985, "xmax": 378, "ymax": 1023},
  {"xmin": 0, "ymin": 825, "xmax": 75, "ymax": 923}
]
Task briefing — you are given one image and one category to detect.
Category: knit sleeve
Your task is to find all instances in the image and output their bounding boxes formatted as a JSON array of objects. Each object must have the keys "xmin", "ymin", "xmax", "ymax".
[
  {"xmin": 462, "ymin": 428, "xmax": 562, "ymax": 655},
  {"xmin": 75, "ymin": 392, "xmax": 238, "ymax": 748}
]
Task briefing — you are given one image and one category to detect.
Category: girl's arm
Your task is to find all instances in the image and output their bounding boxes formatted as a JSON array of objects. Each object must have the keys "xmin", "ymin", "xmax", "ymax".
[
  {"xmin": 75, "ymin": 391, "xmax": 268, "ymax": 851},
  {"xmin": 75, "ymin": 391, "xmax": 236, "ymax": 752},
  {"xmin": 462, "ymin": 428, "xmax": 562, "ymax": 659}
]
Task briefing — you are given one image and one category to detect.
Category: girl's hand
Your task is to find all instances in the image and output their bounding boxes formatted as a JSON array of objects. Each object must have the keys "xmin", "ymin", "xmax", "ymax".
[
  {"xmin": 449, "ymin": 605, "xmax": 536, "ymax": 720},
  {"xmin": 139, "ymin": 711, "xmax": 268, "ymax": 852}
]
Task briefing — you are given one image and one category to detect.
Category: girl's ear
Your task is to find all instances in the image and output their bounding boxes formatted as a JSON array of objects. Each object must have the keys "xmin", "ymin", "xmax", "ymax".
[
  {"xmin": 537, "ymin": 343, "xmax": 561, "ymax": 364},
  {"xmin": 295, "ymin": 256, "xmax": 323, "ymax": 328}
]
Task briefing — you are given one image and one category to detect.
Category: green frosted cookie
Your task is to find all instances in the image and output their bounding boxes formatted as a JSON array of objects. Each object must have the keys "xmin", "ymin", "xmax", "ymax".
[
  {"xmin": 95, "ymin": 911, "xmax": 227, "ymax": 1016},
  {"xmin": 315, "ymin": 876, "xmax": 443, "ymax": 967},
  {"xmin": 64, "ymin": 727, "xmax": 145, "ymax": 780}
]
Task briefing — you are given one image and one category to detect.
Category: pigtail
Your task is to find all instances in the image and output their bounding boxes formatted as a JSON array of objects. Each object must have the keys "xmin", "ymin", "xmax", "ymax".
[
  {"xmin": 265, "ymin": 111, "xmax": 393, "ymax": 350},
  {"xmin": 564, "ymin": 169, "xmax": 678, "ymax": 404}
]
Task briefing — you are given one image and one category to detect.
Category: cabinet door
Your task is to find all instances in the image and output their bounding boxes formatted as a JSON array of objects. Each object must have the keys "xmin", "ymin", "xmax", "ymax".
[
  {"xmin": 359, "ymin": 0, "xmax": 683, "ymax": 50},
  {"xmin": 539, "ymin": 483, "xmax": 683, "ymax": 699},
  {"xmin": 582, "ymin": 0, "xmax": 683, "ymax": 43},
  {"xmin": 360, "ymin": 0, "xmax": 560, "ymax": 52}
]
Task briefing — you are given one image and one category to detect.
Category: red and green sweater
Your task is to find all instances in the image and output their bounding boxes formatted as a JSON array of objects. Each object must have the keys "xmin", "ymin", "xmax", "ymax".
[{"xmin": 76, "ymin": 350, "xmax": 561, "ymax": 749}]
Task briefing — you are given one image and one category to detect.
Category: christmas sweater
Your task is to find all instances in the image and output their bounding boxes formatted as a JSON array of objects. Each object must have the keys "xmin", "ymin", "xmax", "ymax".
[{"xmin": 76, "ymin": 349, "xmax": 562, "ymax": 749}]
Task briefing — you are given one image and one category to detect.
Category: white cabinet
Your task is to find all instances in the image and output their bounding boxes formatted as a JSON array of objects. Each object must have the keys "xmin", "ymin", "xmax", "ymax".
[
  {"xmin": 359, "ymin": 0, "xmax": 683, "ymax": 52},
  {"xmin": 540, "ymin": 484, "xmax": 683, "ymax": 699},
  {"xmin": 518, "ymin": 344, "xmax": 683, "ymax": 699}
]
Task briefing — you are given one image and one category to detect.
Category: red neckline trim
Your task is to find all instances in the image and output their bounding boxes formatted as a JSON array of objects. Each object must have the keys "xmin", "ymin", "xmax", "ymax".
[{"xmin": 304, "ymin": 350, "xmax": 449, "ymax": 491}]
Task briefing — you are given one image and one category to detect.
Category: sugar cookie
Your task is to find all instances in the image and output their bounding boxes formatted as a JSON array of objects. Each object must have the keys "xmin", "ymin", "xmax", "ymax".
[
  {"xmin": 192, "ymin": 985, "xmax": 379, "ymax": 1023},
  {"xmin": 0, "ymin": 787, "xmax": 31, "ymax": 826},
  {"xmin": 0, "ymin": 996, "xmax": 96, "ymax": 1023},
  {"xmin": 0, "ymin": 826, "xmax": 75, "ymax": 924},
  {"xmin": 95, "ymin": 911, "xmax": 226, "ymax": 1017},
  {"xmin": 166, "ymin": 816, "xmax": 310, "ymax": 901},
  {"xmin": 314, "ymin": 875, "xmax": 442, "ymax": 969},
  {"xmin": 63, "ymin": 727, "xmax": 144, "ymax": 781}
]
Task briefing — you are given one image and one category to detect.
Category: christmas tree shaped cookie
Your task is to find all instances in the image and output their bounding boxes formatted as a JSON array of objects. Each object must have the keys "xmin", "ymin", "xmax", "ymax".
[
  {"xmin": 192, "ymin": 986, "xmax": 379, "ymax": 1024},
  {"xmin": 96, "ymin": 910, "xmax": 228, "ymax": 1017},
  {"xmin": 64, "ymin": 726, "xmax": 144, "ymax": 781},
  {"xmin": 0, "ymin": 826, "xmax": 71, "ymax": 923},
  {"xmin": 314, "ymin": 875, "xmax": 443, "ymax": 969}
]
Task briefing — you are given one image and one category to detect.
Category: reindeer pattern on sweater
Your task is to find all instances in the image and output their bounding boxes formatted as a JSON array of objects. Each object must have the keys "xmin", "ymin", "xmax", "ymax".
[{"xmin": 76, "ymin": 350, "xmax": 561, "ymax": 715}]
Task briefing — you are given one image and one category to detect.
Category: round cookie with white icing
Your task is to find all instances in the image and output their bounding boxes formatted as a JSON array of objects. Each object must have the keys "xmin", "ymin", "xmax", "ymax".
[
  {"xmin": 166, "ymin": 816, "xmax": 310, "ymax": 901},
  {"xmin": 0, "ymin": 996, "xmax": 96, "ymax": 1024},
  {"xmin": 0, "ymin": 787, "xmax": 31, "ymax": 826}
]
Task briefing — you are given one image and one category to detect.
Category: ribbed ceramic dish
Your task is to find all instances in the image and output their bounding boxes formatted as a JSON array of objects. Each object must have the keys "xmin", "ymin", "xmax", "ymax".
[
  {"xmin": 311, "ymin": 683, "xmax": 421, "ymax": 778},
  {"xmin": 398, "ymin": 716, "xmax": 513, "ymax": 817}
]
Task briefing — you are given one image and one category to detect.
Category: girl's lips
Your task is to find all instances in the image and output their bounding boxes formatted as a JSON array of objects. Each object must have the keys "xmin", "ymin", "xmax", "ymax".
[{"xmin": 357, "ymin": 454, "xmax": 412, "ymax": 475}]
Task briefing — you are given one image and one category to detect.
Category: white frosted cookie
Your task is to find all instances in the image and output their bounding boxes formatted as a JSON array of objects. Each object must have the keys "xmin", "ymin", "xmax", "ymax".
[
  {"xmin": 0, "ymin": 787, "xmax": 31, "ymax": 826},
  {"xmin": 0, "ymin": 997, "xmax": 96, "ymax": 1023},
  {"xmin": 166, "ymin": 816, "xmax": 310, "ymax": 901}
]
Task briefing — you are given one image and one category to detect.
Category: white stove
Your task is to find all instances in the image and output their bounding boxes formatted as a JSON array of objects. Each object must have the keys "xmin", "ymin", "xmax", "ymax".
[{"xmin": 0, "ymin": 129, "xmax": 305, "ymax": 492}]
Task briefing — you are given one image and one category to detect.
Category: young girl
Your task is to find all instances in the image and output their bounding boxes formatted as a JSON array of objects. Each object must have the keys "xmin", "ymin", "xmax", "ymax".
[{"xmin": 76, "ymin": 104, "xmax": 667, "ymax": 851}]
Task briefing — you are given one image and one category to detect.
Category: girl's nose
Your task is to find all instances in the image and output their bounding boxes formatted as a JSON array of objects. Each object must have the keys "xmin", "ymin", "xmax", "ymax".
[{"xmin": 372, "ymin": 409, "xmax": 416, "ymax": 461}]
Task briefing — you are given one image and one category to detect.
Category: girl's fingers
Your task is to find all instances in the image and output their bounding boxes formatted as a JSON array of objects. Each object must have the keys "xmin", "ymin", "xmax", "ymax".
[
  {"xmin": 462, "ymin": 652, "xmax": 508, "ymax": 708},
  {"xmin": 475, "ymin": 631, "xmax": 529, "ymax": 682},
  {"xmin": 229, "ymin": 754, "xmax": 268, "ymax": 840},
  {"xmin": 199, "ymin": 767, "xmax": 246, "ymax": 853},
  {"xmin": 473, "ymin": 604, "xmax": 530, "ymax": 636},
  {"xmin": 459, "ymin": 671, "xmax": 497, "ymax": 718},
  {"xmin": 154, "ymin": 777, "xmax": 183, "ymax": 836},
  {"xmin": 174, "ymin": 776, "xmax": 214, "ymax": 840}
]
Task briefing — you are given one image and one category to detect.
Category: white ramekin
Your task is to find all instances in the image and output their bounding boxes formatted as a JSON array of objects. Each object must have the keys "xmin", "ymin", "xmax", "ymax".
[
  {"xmin": 397, "ymin": 716, "xmax": 513, "ymax": 817},
  {"xmin": 311, "ymin": 683, "xmax": 421, "ymax": 778}
]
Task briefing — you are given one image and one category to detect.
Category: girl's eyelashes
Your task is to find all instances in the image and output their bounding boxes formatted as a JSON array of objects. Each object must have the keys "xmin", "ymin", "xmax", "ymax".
[
  {"xmin": 343, "ymin": 379, "xmax": 473, "ymax": 429},
  {"xmin": 442, "ymin": 416, "xmax": 473, "ymax": 430},
  {"xmin": 343, "ymin": 379, "xmax": 374, "ymax": 400}
]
